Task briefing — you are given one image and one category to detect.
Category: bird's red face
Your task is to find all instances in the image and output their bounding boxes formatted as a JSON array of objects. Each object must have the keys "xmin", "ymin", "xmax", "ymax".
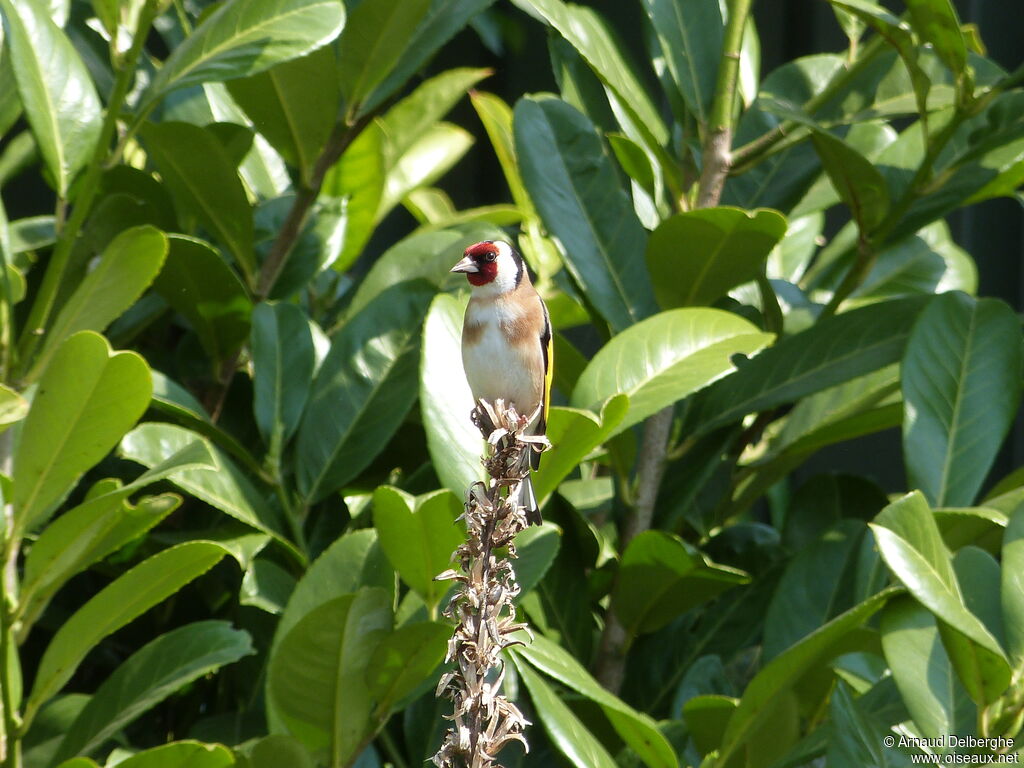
[{"xmin": 451, "ymin": 241, "xmax": 500, "ymax": 286}]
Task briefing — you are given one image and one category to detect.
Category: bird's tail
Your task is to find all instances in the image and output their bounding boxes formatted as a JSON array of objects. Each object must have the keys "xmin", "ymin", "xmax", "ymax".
[{"xmin": 516, "ymin": 473, "xmax": 542, "ymax": 526}]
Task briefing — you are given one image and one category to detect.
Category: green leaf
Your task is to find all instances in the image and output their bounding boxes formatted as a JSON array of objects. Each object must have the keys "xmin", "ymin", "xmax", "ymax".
[
  {"xmin": 251, "ymin": 302, "xmax": 314, "ymax": 456},
  {"xmin": 119, "ymin": 422, "xmax": 289, "ymax": 545},
  {"xmin": 764, "ymin": 521, "xmax": 871, "ymax": 659},
  {"xmin": 810, "ymin": 130, "xmax": 890, "ymax": 234},
  {"xmin": 143, "ymin": 0, "xmax": 345, "ymax": 107},
  {"xmin": 612, "ymin": 531, "xmax": 749, "ymax": 638},
  {"xmin": 420, "ymin": 292, "xmax": 483, "ymax": 495},
  {"xmin": 513, "ymin": 659, "xmax": 617, "ymax": 768},
  {"xmin": 365, "ymin": 621, "xmax": 449, "ymax": 713},
  {"xmin": 53, "ymin": 621, "xmax": 253, "ymax": 762},
  {"xmin": 247, "ymin": 735, "xmax": 313, "ymax": 768},
  {"xmin": 639, "ymin": 0, "xmax": 721, "ymax": 124},
  {"xmin": 880, "ymin": 595, "xmax": 974, "ymax": 740},
  {"xmin": 337, "ymin": 0, "xmax": 429, "ymax": 116},
  {"xmin": 377, "ymin": 122, "xmax": 473, "ymax": 220},
  {"xmin": 903, "ymin": 0, "xmax": 966, "ymax": 79},
  {"xmin": 471, "ymin": 90, "xmax": 535, "ymax": 216},
  {"xmin": 532, "ymin": 397, "xmax": 628, "ymax": 504},
  {"xmin": 110, "ymin": 742, "xmax": 234, "ymax": 768},
  {"xmin": 572, "ymin": 308, "xmax": 773, "ymax": 435},
  {"xmin": 511, "ymin": 634, "xmax": 679, "ymax": 768},
  {"xmin": 513, "ymin": 522, "xmax": 561, "ymax": 596},
  {"xmin": 902, "ymin": 292, "xmax": 1021, "ymax": 508},
  {"xmin": 510, "ymin": 0, "xmax": 667, "ymax": 148},
  {"xmin": 269, "ymin": 589, "xmax": 392, "ymax": 757},
  {"xmin": 694, "ymin": 297, "xmax": 929, "ymax": 436},
  {"xmin": 646, "ymin": 208, "xmax": 788, "ymax": 309},
  {"xmin": 271, "ymin": 530, "xmax": 394, "ymax": 664},
  {"xmin": 379, "ymin": 66, "xmax": 489, "ymax": 165},
  {"xmin": 0, "ymin": 0, "xmax": 101, "ymax": 196},
  {"xmin": 953, "ymin": 546, "xmax": 1005, "ymax": 650},
  {"xmin": 26, "ymin": 542, "xmax": 228, "ymax": 724},
  {"xmin": 153, "ymin": 235, "xmax": 251, "ymax": 364},
  {"xmin": 13, "ymin": 332, "xmax": 151, "ymax": 532},
  {"xmin": 142, "ymin": 122, "xmax": 255, "ymax": 281},
  {"xmin": 241, "ymin": 558, "xmax": 296, "ymax": 614},
  {"xmin": 1003, "ymin": 506, "xmax": 1024, "ymax": 674},
  {"xmin": 514, "ymin": 96, "xmax": 657, "ymax": 332},
  {"xmin": 32, "ymin": 225, "xmax": 167, "ymax": 378},
  {"xmin": 364, "ymin": 0, "xmax": 497, "ymax": 112},
  {"xmin": 715, "ymin": 588, "xmax": 899, "ymax": 765},
  {"xmin": 683, "ymin": 695, "xmax": 736, "ymax": 759},
  {"xmin": 372, "ymin": 487, "xmax": 464, "ymax": 614},
  {"xmin": 871, "ymin": 491, "xmax": 1012, "ymax": 705},
  {"xmin": 0, "ymin": 382, "xmax": 27, "ymax": 432},
  {"xmin": 227, "ymin": 45, "xmax": 339, "ymax": 185},
  {"xmin": 825, "ymin": 681, "xmax": 893, "ymax": 768},
  {"xmin": 296, "ymin": 281, "xmax": 434, "ymax": 502}
]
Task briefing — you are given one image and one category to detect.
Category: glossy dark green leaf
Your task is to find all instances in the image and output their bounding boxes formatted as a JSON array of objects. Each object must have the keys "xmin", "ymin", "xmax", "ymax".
[
  {"xmin": 53, "ymin": 621, "xmax": 253, "ymax": 762},
  {"xmin": 240, "ymin": 558, "xmax": 296, "ymax": 614},
  {"xmin": 296, "ymin": 281, "xmax": 434, "ymax": 502},
  {"xmin": 1003, "ymin": 506, "xmax": 1024, "ymax": 674},
  {"xmin": 107, "ymin": 742, "xmax": 233, "ymax": 768},
  {"xmin": 153, "ymin": 235, "xmax": 251, "ymax": 365},
  {"xmin": 810, "ymin": 130, "xmax": 890, "ymax": 234},
  {"xmin": 142, "ymin": 122, "xmax": 255, "ymax": 281},
  {"xmin": 782, "ymin": 473, "xmax": 888, "ymax": 552},
  {"xmin": 0, "ymin": 0, "xmax": 101, "ymax": 196},
  {"xmin": 247, "ymin": 735, "xmax": 313, "ymax": 768},
  {"xmin": 715, "ymin": 588, "xmax": 898, "ymax": 765},
  {"xmin": 953, "ymin": 546, "xmax": 1004, "ymax": 649},
  {"xmin": 32, "ymin": 225, "xmax": 167, "ymax": 378},
  {"xmin": 612, "ymin": 531, "xmax": 749, "ymax": 637},
  {"xmin": 372, "ymin": 487, "xmax": 464, "ymax": 614},
  {"xmin": 825, "ymin": 681, "xmax": 892, "ymax": 768},
  {"xmin": 269, "ymin": 589, "xmax": 392, "ymax": 756},
  {"xmin": 513, "ymin": 522, "xmax": 561, "ymax": 596},
  {"xmin": 337, "ymin": 0, "xmax": 429, "ymax": 116},
  {"xmin": 871, "ymin": 491, "xmax": 1011, "ymax": 704},
  {"xmin": 513, "ymin": 658, "xmax": 616, "ymax": 768},
  {"xmin": 365, "ymin": 0, "xmax": 497, "ymax": 112},
  {"xmin": 510, "ymin": 0, "xmax": 667, "ymax": 148},
  {"xmin": 694, "ymin": 296, "xmax": 929, "ymax": 436},
  {"xmin": 764, "ymin": 520, "xmax": 870, "ymax": 659},
  {"xmin": 904, "ymin": 0, "xmax": 966, "ymax": 79},
  {"xmin": 902, "ymin": 292, "xmax": 1021, "ymax": 508},
  {"xmin": 511, "ymin": 634, "xmax": 680, "ymax": 768},
  {"xmin": 419, "ymin": 292, "xmax": 482, "ymax": 495},
  {"xmin": 683, "ymin": 695, "xmax": 736, "ymax": 758},
  {"xmin": 880, "ymin": 595, "xmax": 974, "ymax": 740},
  {"xmin": 271, "ymin": 530, "xmax": 394, "ymax": 667},
  {"xmin": 14, "ymin": 332, "xmax": 151, "ymax": 532},
  {"xmin": 251, "ymin": 302, "xmax": 314, "ymax": 458},
  {"xmin": 227, "ymin": 45, "xmax": 339, "ymax": 185},
  {"xmin": 119, "ymin": 423, "xmax": 290, "ymax": 545},
  {"xmin": 143, "ymin": 0, "xmax": 345, "ymax": 107},
  {"xmin": 532, "ymin": 397, "xmax": 627, "ymax": 505},
  {"xmin": 573, "ymin": 309, "xmax": 772, "ymax": 435},
  {"xmin": 640, "ymin": 0, "xmax": 721, "ymax": 124},
  {"xmin": 26, "ymin": 542, "xmax": 229, "ymax": 725},
  {"xmin": 514, "ymin": 96, "xmax": 657, "ymax": 332},
  {"xmin": 366, "ymin": 621, "xmax": 448, "ymax": 713},
  {"xmin": 646, "ymin": 208, "xmax": 787, "ymax": 308}
]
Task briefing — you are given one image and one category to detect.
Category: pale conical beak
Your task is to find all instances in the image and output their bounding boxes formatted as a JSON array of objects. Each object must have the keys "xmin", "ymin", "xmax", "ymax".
[{"xmin": 450, "ymin": 255, "xmax": 479, "ymax": 273}]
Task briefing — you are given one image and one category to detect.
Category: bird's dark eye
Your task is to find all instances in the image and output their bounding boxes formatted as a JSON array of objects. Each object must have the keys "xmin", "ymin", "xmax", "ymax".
[{"xmin": 485, "ymin": 252, "xmax": 496, "ymax": 262}]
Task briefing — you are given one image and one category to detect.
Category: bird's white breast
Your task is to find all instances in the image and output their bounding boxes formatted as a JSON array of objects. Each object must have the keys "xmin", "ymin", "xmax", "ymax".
[{"xmin": 462, "ymin": 299, "xmax": 542, "ymax": 418}]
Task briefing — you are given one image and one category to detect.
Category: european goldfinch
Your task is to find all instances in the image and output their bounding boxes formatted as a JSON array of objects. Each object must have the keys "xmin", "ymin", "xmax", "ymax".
[{"xmin": 450, "ymin": 240, "xmax": 552, "ymax": 525}]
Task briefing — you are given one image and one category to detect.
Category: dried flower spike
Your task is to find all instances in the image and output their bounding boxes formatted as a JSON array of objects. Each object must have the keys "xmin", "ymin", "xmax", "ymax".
[{"xmin": 432, "ymin": 399, "xmax": 541, "ymax": 768}]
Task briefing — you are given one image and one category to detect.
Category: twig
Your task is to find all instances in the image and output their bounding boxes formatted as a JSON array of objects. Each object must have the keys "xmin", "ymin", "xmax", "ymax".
[{"xmin": 433, "ymin": 400, "xmax": 541, "ymax": 768}]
